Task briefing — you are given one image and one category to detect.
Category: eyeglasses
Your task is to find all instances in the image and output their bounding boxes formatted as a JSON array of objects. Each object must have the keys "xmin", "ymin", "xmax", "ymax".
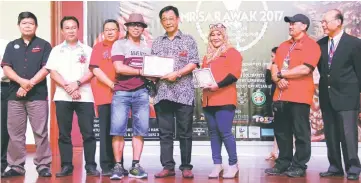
[
  {"xmin": 209, "ymin": 23, "xmax": 226, "ymax": 29},
  {"xmin": 127, "ymin": 22, "xmax": 144, "ymax": 28},
  {"xmin": 320, "ymin": 19, "xmax": 336, "ymax": 25}
]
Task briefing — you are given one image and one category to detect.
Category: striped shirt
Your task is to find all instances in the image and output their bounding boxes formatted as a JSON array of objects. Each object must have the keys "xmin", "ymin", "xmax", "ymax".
[{"xmin": 111, "ymin": 39, "xmax": 151, "ymax": 91}]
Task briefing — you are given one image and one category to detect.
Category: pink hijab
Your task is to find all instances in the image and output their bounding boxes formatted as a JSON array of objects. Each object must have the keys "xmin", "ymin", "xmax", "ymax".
[{"xmin": 205, "ymin": 23, "xmax": 233, "ymax": 63}]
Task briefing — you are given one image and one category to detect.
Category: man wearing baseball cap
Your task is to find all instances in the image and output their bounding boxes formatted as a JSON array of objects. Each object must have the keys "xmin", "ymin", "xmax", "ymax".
[
  {"xmin": 264, "ymin": 13, "xmax": 321, "ymax": 177},
  {"xmin": 110, "ymin": 13, "xmax": 150, "ymax": 180}
]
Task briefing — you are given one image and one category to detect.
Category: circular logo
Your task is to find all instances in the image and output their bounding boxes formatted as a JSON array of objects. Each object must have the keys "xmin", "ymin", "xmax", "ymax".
[
  {"xmin": 194, "ymin": 1, "xmax": 269, "ymax": 52},
  {"xmin": 251, "ymin": 90, "xmax": 266, "ymax": 106},
  {"xmin": 14, "ymin": 44, "xmax": 20, "ymax": 49}
]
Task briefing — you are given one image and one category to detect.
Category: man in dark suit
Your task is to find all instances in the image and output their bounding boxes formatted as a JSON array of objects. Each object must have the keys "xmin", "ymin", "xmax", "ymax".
[{"xmin": 318, "ymin": 9, "xmax": 361, "ymax": 180}]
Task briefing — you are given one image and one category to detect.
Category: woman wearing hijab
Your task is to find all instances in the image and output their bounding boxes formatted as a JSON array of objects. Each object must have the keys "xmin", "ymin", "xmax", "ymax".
[{"xmin": 201, "ymin": 23, "xmax": 243, "ymax": 179}]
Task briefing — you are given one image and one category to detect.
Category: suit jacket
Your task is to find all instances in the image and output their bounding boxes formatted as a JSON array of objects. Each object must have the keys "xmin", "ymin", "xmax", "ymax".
[{"xmin": 317, "ymin": 33, "xmax": 361, "ymax": 111}]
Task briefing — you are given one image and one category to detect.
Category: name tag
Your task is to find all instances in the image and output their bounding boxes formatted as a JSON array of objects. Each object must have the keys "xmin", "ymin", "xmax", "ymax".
[{"xmin": 32, "ymin": 47, "xmax": 42, "ymax": 53}]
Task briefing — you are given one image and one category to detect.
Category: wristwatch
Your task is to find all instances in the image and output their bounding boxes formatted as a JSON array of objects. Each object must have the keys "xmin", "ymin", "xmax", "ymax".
[
  {"xmin": 277, "ymin": 71, "xmax": 283, "ymax": 79},
  {"xmin": 76, "ymin": 80, "xmax": 81, "ymax": 86}
]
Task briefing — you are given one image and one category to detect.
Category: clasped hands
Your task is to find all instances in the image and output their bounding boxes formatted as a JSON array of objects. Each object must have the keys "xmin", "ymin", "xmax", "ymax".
[
  {"xmin": 63, "ymin": 81, "xmax": 81, "ymax": 100},
  {"xmin": 16, "ymin": 78, "xmax": 36, "ymax": 98},
  {"xmin": 272, "ymin": 71, "xmax": 289, "ymax": 90}
]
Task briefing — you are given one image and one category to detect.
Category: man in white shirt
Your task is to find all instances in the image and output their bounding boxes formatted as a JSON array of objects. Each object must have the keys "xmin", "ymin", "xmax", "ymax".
[
  {"xmin": 45, "ymin": 16, "xmax": 99, "ymax": 177},
  {"xmin": 0, "ymin": 38, "xmax": 9, "ymax": 174}
]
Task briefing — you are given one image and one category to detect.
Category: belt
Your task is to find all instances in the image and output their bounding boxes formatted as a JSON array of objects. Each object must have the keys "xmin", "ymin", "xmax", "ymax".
[{"xmin": 128, "ymin": 85, "xmax": 145, "ymax": 92}]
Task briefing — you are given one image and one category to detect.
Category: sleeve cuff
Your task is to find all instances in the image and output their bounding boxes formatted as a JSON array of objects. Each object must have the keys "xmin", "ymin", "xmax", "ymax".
[
  {"xmin": 303, "ymin": 63, "xmax": 315, "ymax": 71},
  {"xmin": 1, "ymin": 63, "xmax": 12, "ymax": 68},
  {"xmin": 189, "ymin": 59, "xmax": 200, "ymax": 64},
  {"xmin": 112, "ymin": 55, "xmax": 125, "ymax": 62},
  {"xmin": 89, "ymin": 64, "xmax": 99, "ymax": 69}
]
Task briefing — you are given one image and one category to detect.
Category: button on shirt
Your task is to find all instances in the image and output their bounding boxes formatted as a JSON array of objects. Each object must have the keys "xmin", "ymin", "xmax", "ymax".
[
  {"xmin": 1, "ymin": 36, "xmax": 52, "ymax": 101},
  {"xmin": 151, "ymin": 30, "xmax": 200, "ymax": 106},
  {"xmin": 46, "ymin": 41, "xmax": 94, "ymax": 102}
]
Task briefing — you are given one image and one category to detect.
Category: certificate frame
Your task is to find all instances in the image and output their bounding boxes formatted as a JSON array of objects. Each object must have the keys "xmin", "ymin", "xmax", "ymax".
[
  {"xmin": 142, "ymin": 55, "xmax": 174, "ymax": 77},
  {"xmin": 193, "ymin": 68, "xmax": 217, "ymax": 88}
]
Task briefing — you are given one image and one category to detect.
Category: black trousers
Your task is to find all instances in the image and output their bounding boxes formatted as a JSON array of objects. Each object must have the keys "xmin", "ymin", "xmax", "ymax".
[
  {"xmin": 55, "ymin": 101, "xmax": 97, "ymax": 169},
  {"xmin": 322, "ymin": 100, "xmax": 361, "ymax": 174},
  {"xmin": 155, "ymin": 100, "xmax": 194, "ymax": 170},
  {"xmin": 1, "ymin": 83, "xmax": 9, "ymax": 172},
  {"xmin": 274, "ymin": 102, "xmax": 311, "ymax": 170}
]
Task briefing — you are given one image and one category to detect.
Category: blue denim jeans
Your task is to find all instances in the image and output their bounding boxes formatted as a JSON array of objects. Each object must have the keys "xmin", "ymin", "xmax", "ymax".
[
  {"xmin": 110, "ymin": 88, "xmax": 149, "ymax": 136},
  {"xmin": 203, "ymin": 106, "xmax": 238, "ymax": 165}
]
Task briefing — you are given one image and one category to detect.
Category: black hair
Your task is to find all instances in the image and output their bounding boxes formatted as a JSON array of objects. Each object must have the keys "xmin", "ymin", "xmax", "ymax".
[
  {"xmin": 103, "ymin": 19, "xmax": 120, "ymax": 31},
  {"xmin": 18, "ymin": 11, "xmax": 38, "ymax": 26},
  {"xmin": 334, "ymin": 10, "xmax": 344, "ymax": 25},
  {"xmin": 125, "ymin": 31, "xmax": 129, "ymax": 39},
  {"xmin": 60, "ymin": 16, "xmax": 79, "ymax": 29},
  {"xmin": 271, "ymin": 47, "xmax": 278, "ymax": 53},
  {"xmin": 159, "ymin": 6, "xmax": 179, "ymax": 19}
]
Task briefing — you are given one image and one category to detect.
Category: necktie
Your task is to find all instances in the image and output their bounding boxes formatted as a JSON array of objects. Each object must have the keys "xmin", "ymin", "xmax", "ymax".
[{"xmin": 328, "ymin": 39, "xmax": 334, "ymax": 68}]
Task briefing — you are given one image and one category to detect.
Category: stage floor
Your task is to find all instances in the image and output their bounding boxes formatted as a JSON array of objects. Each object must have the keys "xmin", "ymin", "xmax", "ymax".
[{"xmin": 0, "ymin": 151, "xmax": 357, "ymax": 183}]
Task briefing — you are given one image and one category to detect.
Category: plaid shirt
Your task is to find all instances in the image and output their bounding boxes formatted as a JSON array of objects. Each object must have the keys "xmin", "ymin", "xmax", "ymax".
[{"xmin": 151, "ymin": 30, "xmax": 200, "ymax": 106}]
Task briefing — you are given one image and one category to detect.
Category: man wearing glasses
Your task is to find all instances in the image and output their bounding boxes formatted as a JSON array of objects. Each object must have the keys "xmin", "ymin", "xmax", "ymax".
[
  {"xmin": 317, "ymin": 9, "xmax": 361, "ymax": 180},
  {"xmin": 151, "ymin": 5, "xmax": 200, "ymax": 179},
  {"xmin": 89, "ymin": 19, "xmax": 128, "ymax": 177},
  {"xmin": 110, "ymin": 13, "xmax": 150, "ymax": 180}
]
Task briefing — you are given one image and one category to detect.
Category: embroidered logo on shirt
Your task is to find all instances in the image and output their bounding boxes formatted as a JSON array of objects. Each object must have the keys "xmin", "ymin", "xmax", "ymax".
[
  {"xmin": 103, "ymin": 51, "xmax": 110, "ymax": 59},
  {"xmin": 14, "ymin": 44, "xmax": 20, "ymax": 49},
  {"xmin": 79, "ymin": 54, "xmax": 86, "ymax": 64},
  {"xmin": 32, "ymin": 46, "xmax": 42, "ymax": 53}
]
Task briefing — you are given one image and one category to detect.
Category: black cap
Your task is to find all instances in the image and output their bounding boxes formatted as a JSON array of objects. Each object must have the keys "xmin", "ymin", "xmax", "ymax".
[{"xmin": 284, "ymin": 14, "xmax": 310, "ymax": 29}]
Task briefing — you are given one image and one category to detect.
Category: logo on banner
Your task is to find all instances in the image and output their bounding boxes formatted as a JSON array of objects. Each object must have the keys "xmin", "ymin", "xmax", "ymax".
[
  {"xmin": 181, "ymin": 1, "xmax": 284, "ymax": 51},
  {"xmin": 251, "ymin": 89, "xmax": 266, "ymax": 106}
]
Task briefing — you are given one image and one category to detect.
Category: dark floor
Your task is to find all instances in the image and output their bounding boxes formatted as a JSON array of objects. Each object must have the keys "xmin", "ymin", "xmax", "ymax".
[{"xmin": 0, "ymin": 152, "xmax": 357, "ymax": 183}]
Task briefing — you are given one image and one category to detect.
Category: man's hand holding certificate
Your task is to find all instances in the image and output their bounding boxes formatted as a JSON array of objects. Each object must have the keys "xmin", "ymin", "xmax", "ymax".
[
  {"xmin": 142, "ymin": 55, "xmax": 174, "ymax": 77},
  {"xmin": 193, "ymin": 68, "xmax": 217, "ymax": 90}
]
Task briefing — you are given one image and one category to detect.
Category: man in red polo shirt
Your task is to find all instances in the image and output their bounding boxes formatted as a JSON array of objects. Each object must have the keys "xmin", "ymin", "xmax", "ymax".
[
  {"xmin": 264, "ymin": 14, "xmax": 321, "ymax": 178},
  {"xmin": 89, "ymin": 19, "xmax": 127, "ymax": 176}
]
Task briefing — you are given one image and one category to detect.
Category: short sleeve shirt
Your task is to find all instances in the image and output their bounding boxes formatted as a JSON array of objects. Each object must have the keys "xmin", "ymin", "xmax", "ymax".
[
  {"xmin": 89, "ymin": 41, "xmax": 116, "ymax": 105},
  {"xmin": 0, "ymin": 39, "xmax": 10, "ymax": 82},
  {"xmin": 46, "ymin": 41, "xmax": 94, "ymax": 102},
  {"xmin": 111, "ymin": 39, "xmax": 151, "ymax": 91},
  {"xmin": 151, "ymin": 30, "xmax": 200, "ymax": 106},
  {"xmin": 273, "ymin": 34, "xmax": 321, "ymax": 105},
  {"xmin": 1, "ymin": 36, "xmax": 52, "ymax": 101}
]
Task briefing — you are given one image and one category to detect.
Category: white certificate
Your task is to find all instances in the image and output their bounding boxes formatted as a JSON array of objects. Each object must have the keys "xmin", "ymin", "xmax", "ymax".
[
  {"xmin": 142, "ymin": 55, "xmax": 174, "ymax": 77},
  {"xmin": 193, "ymin": 68, "xmax": 216, "ymax": 88}
]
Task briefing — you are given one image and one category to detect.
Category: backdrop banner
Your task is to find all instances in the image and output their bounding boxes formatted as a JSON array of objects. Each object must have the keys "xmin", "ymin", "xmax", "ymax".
[{"xmin": 87, "ymin": 1, "xmax": 361, "ymax": 141}]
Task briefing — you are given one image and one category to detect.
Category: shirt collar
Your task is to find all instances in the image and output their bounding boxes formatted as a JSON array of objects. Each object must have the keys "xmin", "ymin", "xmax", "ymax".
[
  {"xmin": 19, "ymin": 35, "xmax": 37, "ymax": 45},
  {"xmin": 102, "ymin": 40, "xmax": 115, "ymax": 47},
  {"xmin": 162, "ymin": 30, "xmax": 183, "ymax": 39},
  {"xmin": 61, "ymin": 40, "xmax": 83, "ymax": 49},
  {"xmin": 329, "ymin": 30, "xmax": 344, "ymax": 43}
]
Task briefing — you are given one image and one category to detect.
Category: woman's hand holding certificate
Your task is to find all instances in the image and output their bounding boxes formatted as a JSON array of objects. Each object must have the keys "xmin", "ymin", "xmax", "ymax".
[{"xmin": 193, "ymin": 68, "xmax": 217, "ymax": 88}]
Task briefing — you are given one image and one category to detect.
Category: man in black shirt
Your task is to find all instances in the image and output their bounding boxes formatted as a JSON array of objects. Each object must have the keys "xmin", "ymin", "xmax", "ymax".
[{"xmin": 1, "ymin": 12, "xmax": 52, "ymax": 178}]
